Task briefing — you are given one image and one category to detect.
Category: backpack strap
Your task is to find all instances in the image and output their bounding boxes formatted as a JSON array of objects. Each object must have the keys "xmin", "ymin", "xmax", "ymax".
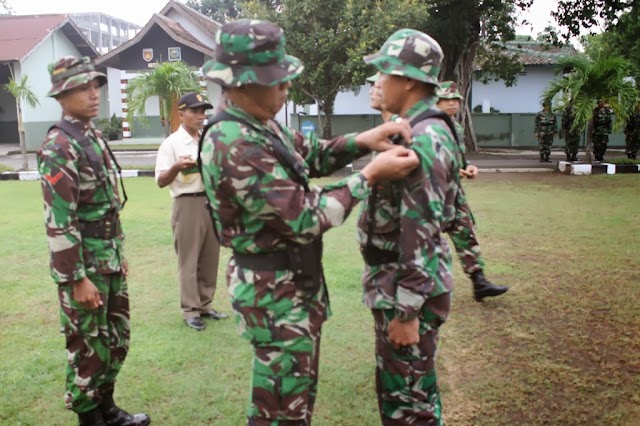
[{"xmin": 49, "ymin": 120, "xmax": 127, "ymax": 209}]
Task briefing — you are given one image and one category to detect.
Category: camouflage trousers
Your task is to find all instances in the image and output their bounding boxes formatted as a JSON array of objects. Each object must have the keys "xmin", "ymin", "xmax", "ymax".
[
  {"xmin": 372, "ymin": 293, "xmax": 451, "ymax": 426},
  {"xmin": 58, "ymin": 272, "xmax": 130, "ymax": 413},
  {"xmin": 625, "ymin": 135, "xmax": 640, "ymax": 158},
  {"xmin": 593, "ymin": 134, "xmax": 609, "ymax": 160},
  {"xmin": 449, "ymin": 187, "xmax": 484, "ymax": 276},
  {"xmin": 564, "ymin": 135, "xmax": 580, "ymax": 157},
  {"xmin": 537, "ymin": 135, "xmax": 554, "ymax": 157},
  {"xmin": 227, "ymin": 259, "xmax": 329, "ymax": 425}
]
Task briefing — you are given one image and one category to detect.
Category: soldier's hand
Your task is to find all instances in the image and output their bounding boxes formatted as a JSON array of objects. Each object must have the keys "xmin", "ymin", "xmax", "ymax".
[
  {"xmin": 388, "ymin": 317, "xmax": 420, "ymax": 348},
  {"xmin": 71, "ymin": 277, "xmax": 103, "ymax": 309},
  {"xmin": 355, "ymin": 118, "xmax": 413, "ymax": 152},
  {"xmin": 361, "ymin": 146, "xmax": 419, "ymax": 185},
  {"xmin": 122, "ymin": 259, "xmax": 129, "ymax": 277}
]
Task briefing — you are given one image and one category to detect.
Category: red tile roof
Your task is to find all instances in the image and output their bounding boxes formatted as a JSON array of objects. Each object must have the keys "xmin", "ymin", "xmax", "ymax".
[
  {"xmin": 0, "ymin": 14, "xmax": 97, "ymax": 62},
  {"xmin": 506, "ymin": 41, "xmax": 578, "ymax": 66}
]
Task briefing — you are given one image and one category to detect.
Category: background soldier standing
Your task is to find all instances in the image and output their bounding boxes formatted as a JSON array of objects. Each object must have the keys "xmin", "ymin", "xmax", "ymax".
[
  {"xmin": 199, "ymin": 19, "xmax": 419, "ymax": 425},
  {"xmin": 592, "ymin": 99, "xmax": 612, "ymax": 162},
  {"xmin": 560, "ymin": 102, "xmax": 581, "ymax": 162},
  {"xmin": 534, "ymin": 101, "xmax": 557, "ymax": 162},
  {"xmin": 37, "ymin": 57, "xmax": 149, "ymax": 426},
  {"xmin": 359, "ymin": 29, "xmax": 472, "ymax": 425},
  {"xmin": 155, "ymin": 92, "xmax": 227, "ymax": 331},
  {"xmin": 624, "ymin": 103, "xmax": 640, "ymax": 159}
]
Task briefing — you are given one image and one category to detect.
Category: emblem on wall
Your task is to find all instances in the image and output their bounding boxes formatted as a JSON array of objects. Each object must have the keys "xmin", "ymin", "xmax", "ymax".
[
  {"xmin": 168, "ymin": 47, "xmax": 182, "ymax": 62},
  {"xmin": 142, "ymin": 48, "xmax": 154, "ymax": 62}
]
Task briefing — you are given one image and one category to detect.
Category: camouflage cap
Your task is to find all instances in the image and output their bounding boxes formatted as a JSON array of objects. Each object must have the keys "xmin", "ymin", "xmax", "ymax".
[
  {"xmin": 203, "ymin": 19, "xmax": 304, "ymax": 88},
  {"xmin": 437, "ymin": 81, "xmax": 463, "ymax": 100},
  {"xmin": 47, "ymin": 56, "xmax": 106, "ymax": 97},
  {"xmin": 364, "ymin": 29, "xmax": 443, "ymax": 87},
  {"xmin": 366, "ymin": 73, "xmax": 379, "ymax": 83}
]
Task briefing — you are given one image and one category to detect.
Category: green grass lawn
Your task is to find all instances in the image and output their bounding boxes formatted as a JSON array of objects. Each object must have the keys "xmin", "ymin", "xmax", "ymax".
[{"xmin": 1, "ymin": 174, "xmax": 639, "ymax": 425}]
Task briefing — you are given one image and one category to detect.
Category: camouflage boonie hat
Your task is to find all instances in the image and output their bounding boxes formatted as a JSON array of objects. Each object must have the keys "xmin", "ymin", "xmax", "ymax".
[
  {"xmin": 437, "ymin": 81, "xmax": 463, "ymax": 100},
  {"xmin": 203, "ymin": 19, "xmax": 304, "ymax": 88},
  {"xmin": 47, "ymin": 56, "xmax": 106, "ymax": 97},
  {"xmin": 364, "ymin": 29, "xmax": 443, "ymax": 87}
]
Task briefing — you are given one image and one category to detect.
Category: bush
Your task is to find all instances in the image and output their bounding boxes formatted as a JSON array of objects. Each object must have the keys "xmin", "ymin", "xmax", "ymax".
[{"xmin": 95, "ymin": 114, "xmax": 123, "ymax": 141}]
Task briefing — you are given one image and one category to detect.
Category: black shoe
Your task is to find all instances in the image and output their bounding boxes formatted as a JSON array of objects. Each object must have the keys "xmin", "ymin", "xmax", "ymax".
[
  {"xmin": 566, "ymin": 154, "xmax": 571, "ymax": 162},
  {"xmin": 99, "ymin": 391, "xmax": 150, "ymax": 426},
  {"xmin": 185, "ymin": 317, "xmax": 206, "ymax": 330},
  {"xmin": 571, "ymin": 155, "xmax": 578, "ymax": 161},
  {"xmin": 471, "ymin": 271, "xmax": 508, "ymax": 302},
  {"xmin": 201, "ymin": 309, "xmax": 229, "ymax": 320},
  {"xmin": 78, "ymin": 407, "xmax": 107, "ymax": 426}
]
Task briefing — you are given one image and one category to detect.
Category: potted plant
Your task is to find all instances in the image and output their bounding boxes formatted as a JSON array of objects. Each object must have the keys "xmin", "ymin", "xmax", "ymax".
[{"xmin": 95, "ymin": 114, "xmax": 123, "ymax": 141}]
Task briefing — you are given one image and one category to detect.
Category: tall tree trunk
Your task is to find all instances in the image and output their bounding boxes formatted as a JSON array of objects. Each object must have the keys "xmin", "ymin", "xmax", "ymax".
[
  {"xmin": 16, "ymin": 101, "xmax": 28, "ymax": 170},
  {"xmin": 453, "ymin": 42, "xmax": 479, "ymax": 152},
  {"xmin": 170, "ymin": 94, "xmax": 180, "ymax": 134},
  {"xmin": 585, "ymin": 119, "xmax": 594, "ymax": 164}
]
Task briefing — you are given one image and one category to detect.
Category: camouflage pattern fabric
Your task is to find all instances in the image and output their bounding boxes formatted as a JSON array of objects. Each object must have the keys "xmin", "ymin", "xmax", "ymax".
[
  {"xmin": 624, "ymin": 111, "xmax": 640, "ymax": 159},
  {"xmin": 436, "ymin": 81, "xmax": 463, "ymax": 100},
  {"xmin": 37, "ymin": 116, "xmax": 127, "ymax": 412},
  {"xmin": 364, "ymin": 29, "xmax": 443, "ymax": 87},
  {"xmin": 561, "ymin": 105, "xmax": 581, "ymax": 158},
  {"xmin": 58, "ymin": 273, "xmax": 130, "ymax": 412},
  {"xmin": 357, "ymin": 95, "xmax": 465, "ymax": 425},
  {"xmin": 47, "ymin": 56, "xmax": 106, "ymax": 98},
  {"xmin": 535, "ymin": 110, "xmax": 556, "ymax": 157},
  {"xmin": 199, "ymin": 101, "xmax": 371, "ymax": 424},
  {"xmin": 203, "ymin": 19, "xmax": 304, "ymax": 88},
  {"xmin": 592, "ymin": 106, "xmax": 612, "ymax": 136},
  {"xmin": 373, "ymin": 293, "xmax": 450, "ymax": 426}
]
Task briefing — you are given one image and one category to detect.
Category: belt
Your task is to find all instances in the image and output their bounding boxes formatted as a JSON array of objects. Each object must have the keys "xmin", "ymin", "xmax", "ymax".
[
  {"xmin": 79, "ymin": 217, "xmax": 121, "ymax": 239},
  {"xmin": 233, "ymin": 250, "xmax": 289, "ymax": 270},
  {"xmin": 176, "ymin": 191, "xmax": 207, "ymax": 198}
]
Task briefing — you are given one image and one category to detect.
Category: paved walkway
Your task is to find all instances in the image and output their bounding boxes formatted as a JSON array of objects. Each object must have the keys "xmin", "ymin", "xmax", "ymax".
[{"xmin": 0, "ymin": 142, "xmax": 630, "ymax": 173}]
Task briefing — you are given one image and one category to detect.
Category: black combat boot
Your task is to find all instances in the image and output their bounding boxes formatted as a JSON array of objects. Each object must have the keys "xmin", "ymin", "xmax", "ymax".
[
  {"xmin": 99, "ymin": 390, "xmax": 150, "ymax": 426},
  {"xmin": 78, "ymin": 407, "xmax": 107, "ymax": 426},
  {"xmin": 571, "ymin": 154, "xmax": 578, "ymax": 162},
  {"xmin": 539, "ymin": 153, "xmax": 545, "ymax": 162},
  {"xmin": 544, "ymin": 153, "xmax": 552, "ymax": 162},
  {"xmin": 566, "ymin": 153, "xmax": 571, "ymax": 162},
  {"xmin": 471, "ymin": 271, "xmax": 508, "ymax": 302}
]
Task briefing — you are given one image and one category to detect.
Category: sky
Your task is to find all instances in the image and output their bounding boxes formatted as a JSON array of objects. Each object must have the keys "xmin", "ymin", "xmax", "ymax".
[{"xmin": 7, "ymin": 0, "xmax": 583, "ymax": 39}]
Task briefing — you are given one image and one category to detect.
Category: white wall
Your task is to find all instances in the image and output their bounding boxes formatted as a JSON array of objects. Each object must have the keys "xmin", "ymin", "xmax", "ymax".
[
  {"xmin": 309, "ymin": 84, "xmax": 377, "ymax": 116},
  {"xmin": 470, "ymin": 65, "xmax": 557, "ymax": 113}
]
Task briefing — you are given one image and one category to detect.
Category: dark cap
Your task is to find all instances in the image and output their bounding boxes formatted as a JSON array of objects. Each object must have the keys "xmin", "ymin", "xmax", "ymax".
[{"xmin": 177, "ymin": 92, "xmax": 213, "ymax": 110}]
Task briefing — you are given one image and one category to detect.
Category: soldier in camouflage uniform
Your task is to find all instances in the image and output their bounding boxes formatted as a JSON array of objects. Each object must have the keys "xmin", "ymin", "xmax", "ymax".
[
  {"xmin": 624, "ymin": 104, "xmax": 640, "ymax": 159},
  {"xmin": 358, "ymin": 29, "xmax": 473, "ymax": 425},
  {"xmin": 435, "ymin": 81, "xmax": 507, "ymax": 301},
  {"xmin": 534, "ymin": 101, "xmax": 557, "ymax": 162},
  {"xmin": 37, "ymin": 56, "xmax": 150, "ymax": 426},
  {"xmin": 367, "ymin": 76, "xmax": 507, "ymax": 303},
  {"xmin": 592, "ymin": 99, "xmax": 612, "ymax": 162},
  {"xmin": 199, "ymin": 20, "xmax": 419, "ymax": 425},
  {"xmin": 560, "ymin": 102, "xmax": 581, "ymax": 162}
]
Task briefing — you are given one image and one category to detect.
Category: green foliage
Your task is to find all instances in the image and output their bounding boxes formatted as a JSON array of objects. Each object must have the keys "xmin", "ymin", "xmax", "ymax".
[
  {"xmin": 4, "ymin": 74, "xmax": 39, "ymax": 109},
  {"xmin": 95, "ymin": 114, "xmax": 124, "ymax": 139},
  {"xmin": 552, "ymin": 0, "xmax": 637, "ymax": 39},
  {"xmin": 125, "ymin": 61, "xmax": 200, "ymax": 130},
  {"xmin": 185, "ymin": 0, "xmax": 242, "ymax": 22}
]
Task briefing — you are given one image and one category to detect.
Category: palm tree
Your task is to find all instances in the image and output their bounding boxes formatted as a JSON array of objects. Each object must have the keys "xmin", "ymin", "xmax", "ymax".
[
  {"xmin": 4, "ymin": 69, "xmax": 40, "ymax": 170},
  {"xmin": 543, "ymin": 55, "xmax": 638, "ymax": 163},
  {"xmin": 125, "ymin": 61, "xmax": 200, "ymax": 137}
]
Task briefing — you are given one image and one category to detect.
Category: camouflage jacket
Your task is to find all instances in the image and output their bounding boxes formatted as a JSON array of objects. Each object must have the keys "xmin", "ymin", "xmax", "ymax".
[
  {"xmin": 624, "ymin": 112, "xmax": 640, "ymax": 138},
  {"xmin": 356, "ymin": 97, "xmax": 467, "ymax": 320},
  {"xmin": 592, "ymin": 107, "xmax": 612, "ymax": 135},
  {"xmin": 37, "ymin": 115, "xmax": 125, "ymax": 284},
  {"xmin": 200, "ymin": 102, "xmax": 370, "ymax": 254},
  {"xmin": 535, "ymin": 111, "xmax": 557, "ymax": 136},
  {"xmin": 561, "ymin": 106, "xmax": 580, "ymax": 138}
]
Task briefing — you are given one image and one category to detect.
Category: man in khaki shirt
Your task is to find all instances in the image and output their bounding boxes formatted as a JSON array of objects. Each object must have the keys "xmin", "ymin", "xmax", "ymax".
[{"xmin": 155, "ymin": 92, "xmax": 228, "ymax": 330}]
